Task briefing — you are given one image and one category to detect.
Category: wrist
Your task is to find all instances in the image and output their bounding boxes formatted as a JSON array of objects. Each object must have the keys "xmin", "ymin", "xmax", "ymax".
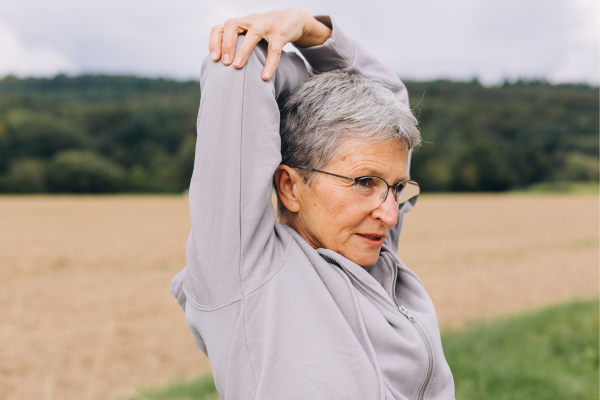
[{"xmin": 293, "ymin": 14, "xmax": 332, "ymax": 48}]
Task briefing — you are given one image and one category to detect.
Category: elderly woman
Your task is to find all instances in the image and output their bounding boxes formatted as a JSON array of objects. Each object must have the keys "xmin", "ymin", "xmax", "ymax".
[{"xmin": 171, "ymin": 9, "xmax": 455, "ymax": 400}]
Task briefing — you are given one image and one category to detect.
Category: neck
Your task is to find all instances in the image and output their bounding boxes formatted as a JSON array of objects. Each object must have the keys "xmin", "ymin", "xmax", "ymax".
[{"xmin": 287, "ymin": 213, "xmax": 321, "ymax": 250}]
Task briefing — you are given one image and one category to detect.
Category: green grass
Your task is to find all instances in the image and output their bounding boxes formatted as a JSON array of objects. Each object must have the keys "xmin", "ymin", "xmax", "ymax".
[
  {"xmin": 118, "ymin": 298, "xmax": 599, "ymax": 400},
  {"xmin": 518, "ymin": 181, "xmax": 599, "ymax": 195},
  {"xmin": 443, "ymin": 298, "xmax": 599, "ymax": 400},
  {"xmin": 120, "ymin": 374, "xmax": 219, "ymax": 400}
]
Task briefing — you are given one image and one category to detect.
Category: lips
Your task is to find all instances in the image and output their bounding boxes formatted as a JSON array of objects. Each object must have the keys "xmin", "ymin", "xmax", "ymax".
[
  {"xmin": 357, "ymin": 234, "xmax": 385, "ymax": 240},
  {"xmin": 356, "ymin": 233, "xmax": 386, "ymax": 247}
]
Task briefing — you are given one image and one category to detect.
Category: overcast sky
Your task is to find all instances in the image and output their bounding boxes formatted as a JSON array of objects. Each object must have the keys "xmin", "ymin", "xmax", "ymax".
[{"xmin": 0, "ymin": 0, "xmax": 598, "ymax": 85}]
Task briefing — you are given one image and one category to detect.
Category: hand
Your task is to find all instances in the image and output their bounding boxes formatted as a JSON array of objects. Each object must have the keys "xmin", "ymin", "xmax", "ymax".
[{"xmin": 209, "ymin": 10, "xmax": 332, "ymax": 81}]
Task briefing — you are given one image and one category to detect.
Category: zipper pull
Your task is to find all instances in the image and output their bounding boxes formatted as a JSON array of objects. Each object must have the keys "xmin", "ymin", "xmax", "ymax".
[{"xmin": 399, "ymin": 305, "xmax": 416, "ymax": 321}]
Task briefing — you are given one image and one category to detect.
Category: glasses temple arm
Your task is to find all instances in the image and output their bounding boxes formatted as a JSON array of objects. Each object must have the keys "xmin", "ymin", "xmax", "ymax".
[{"xmin": 297, "ymin": 167, "xmax": 356, "ymax": 182}]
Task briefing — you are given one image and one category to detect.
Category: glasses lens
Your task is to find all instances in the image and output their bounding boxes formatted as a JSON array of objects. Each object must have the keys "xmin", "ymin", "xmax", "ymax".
[
  {"xmin": 395, "ymin": 181, "xmax": 420, "ymax": 213},
  {"xmin": 354, "ymin": 177, "xmax": 388, "ymax": 211}
]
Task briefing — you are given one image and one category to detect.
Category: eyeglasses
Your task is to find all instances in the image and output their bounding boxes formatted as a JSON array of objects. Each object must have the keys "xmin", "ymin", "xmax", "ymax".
[{"xmin": 297, "ymin": 167, "xmax": 422, "ymax": 213}]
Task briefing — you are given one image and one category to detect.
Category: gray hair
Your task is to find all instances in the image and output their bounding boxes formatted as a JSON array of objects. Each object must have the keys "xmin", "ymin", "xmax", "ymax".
[{"xmin": 276, "ymin": 71, "xmax": 421, "ymax": 218}]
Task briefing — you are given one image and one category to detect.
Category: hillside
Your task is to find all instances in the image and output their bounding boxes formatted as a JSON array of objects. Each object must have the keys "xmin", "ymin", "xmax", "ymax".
[{"xmin": 0, "ymin": 74, "xmax": 597, "ymax": 193}]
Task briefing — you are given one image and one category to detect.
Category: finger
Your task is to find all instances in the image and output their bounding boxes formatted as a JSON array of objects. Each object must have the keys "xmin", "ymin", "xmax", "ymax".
[
  {"xmin": 208, "ymin": 24, "xmax": 224, "ymax": 61},
  {"xmin": 221, "ymin": 19, "xmax": 241, "ymax": 65},
  {"xmin": 262, "ymin": 39, "xmax": 284, "ymax": 81},
  {"xmin": 232, "ymin": 31, "xmax": 262, "ymax": 68}
]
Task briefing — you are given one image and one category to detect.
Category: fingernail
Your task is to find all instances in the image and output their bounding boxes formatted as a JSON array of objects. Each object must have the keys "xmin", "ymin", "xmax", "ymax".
[
  {"xmin": 211, "ymin": 51, "xmax": 217, "ymax": 60},
  {"xmin": 234, "ymin": 57, "xmax": 242, "ymax": 67},
  {"xmin": 223, "ymin": 54, "xmax": 230, "ymax": 64},
  {"xmin": 263, "ymin": 71, "xmax": 271, "ymax": 79}
]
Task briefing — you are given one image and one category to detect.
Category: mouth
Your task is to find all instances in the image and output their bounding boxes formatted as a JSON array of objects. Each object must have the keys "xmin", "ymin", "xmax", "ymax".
[{"xmin": 356, "ymin": 233, "xmax": 386, "ymax": 247}]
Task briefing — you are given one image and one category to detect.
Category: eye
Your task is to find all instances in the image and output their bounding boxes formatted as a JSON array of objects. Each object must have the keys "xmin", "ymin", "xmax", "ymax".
[
  {"xmin": 391, "ymin": 182, "xmax": 404, "ymax": 194},
  {"xmin": 356, "ymin": 177, "xmax": 377, "ymax": 188}
]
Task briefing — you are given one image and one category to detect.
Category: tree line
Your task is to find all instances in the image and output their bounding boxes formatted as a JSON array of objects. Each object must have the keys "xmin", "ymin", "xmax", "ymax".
[{"xmin": 0, "ymin": 74, "xmax": 597, "ymax": 194}]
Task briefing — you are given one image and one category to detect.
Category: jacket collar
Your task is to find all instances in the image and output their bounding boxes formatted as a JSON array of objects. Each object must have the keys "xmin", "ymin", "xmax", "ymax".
[{"xmin": 317, "ymin": 247, "xmax": 397, "ymax": 306}]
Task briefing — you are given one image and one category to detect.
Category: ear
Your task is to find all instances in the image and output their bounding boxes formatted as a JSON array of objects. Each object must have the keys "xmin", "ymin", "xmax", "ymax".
[{"xmin": 274, "ymin": 165, "xmax": 302, "ymax": 213}]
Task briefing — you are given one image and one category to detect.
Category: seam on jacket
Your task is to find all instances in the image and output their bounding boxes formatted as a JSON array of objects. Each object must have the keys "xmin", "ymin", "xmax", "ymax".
[
  {"xmin": 243, "ymin": 232, "xmax": 292, "ymax": 298},
  {"xmin": 181, "ymin": 233, "xmax": 291, "ymax": 312},
  {"xmin": 182, "ymin": 283, "xmax": 243, "ymax": 312},
  {"xmin": 328, "ymin": 18, "xmax": 354, "ymax": 69},
  {"xmin": 338, "ymin": 33, "xmax": 357, "ymax": 71},
  {"xmin": 238, "ymin": 61, "xmax": 259, "ymax": 391},
  {"xmin": 335, "ymin": 266, "xmax": 386, "ymax": 400}
]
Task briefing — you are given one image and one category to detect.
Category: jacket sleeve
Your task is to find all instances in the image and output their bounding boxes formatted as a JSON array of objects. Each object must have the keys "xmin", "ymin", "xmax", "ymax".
[
  {"xmin": 184, "ymin": 38, "xmax": 309, "ymax": 307},
  {"xmin": 294, "ymin": 18, "xmax": 411, "ymax": 254}
]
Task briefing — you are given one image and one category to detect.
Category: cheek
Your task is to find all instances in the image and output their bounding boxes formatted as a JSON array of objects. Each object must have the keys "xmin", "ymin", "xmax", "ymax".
[{"xmin": 314, "ymin": 185, "xmax": 368, "ymax": 238}]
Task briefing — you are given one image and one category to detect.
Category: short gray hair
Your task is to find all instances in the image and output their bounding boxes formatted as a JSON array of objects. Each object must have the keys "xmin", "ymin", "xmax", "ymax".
[{"xmin": 276, "ymin": 71, "xmax": 421, "ymax": 217}]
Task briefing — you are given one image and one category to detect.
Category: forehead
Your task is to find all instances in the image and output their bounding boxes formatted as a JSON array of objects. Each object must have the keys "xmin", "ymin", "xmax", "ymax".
[{"xmin": 331, "ymin": 138, "xmax": 410, "ymax": 180}]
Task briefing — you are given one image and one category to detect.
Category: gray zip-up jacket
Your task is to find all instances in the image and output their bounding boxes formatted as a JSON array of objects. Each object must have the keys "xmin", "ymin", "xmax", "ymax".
[{"xmin": 171, "ymin": 19, "xmax": 455, "ymax": 400}]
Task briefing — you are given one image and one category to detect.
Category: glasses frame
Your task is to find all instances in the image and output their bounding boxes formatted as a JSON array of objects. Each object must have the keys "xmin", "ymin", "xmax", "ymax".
[{"xmin": 297, "ymin": 166, "xmax": 422, "ymax": 212}]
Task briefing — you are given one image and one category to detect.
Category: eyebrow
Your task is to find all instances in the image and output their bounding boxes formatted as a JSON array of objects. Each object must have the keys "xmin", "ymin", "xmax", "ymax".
[
  {"xmin": 394, "ymin": 175, "xmax": 411, "ymax": 184},
  {"xmin": 357, "ymin": 167, "xmax": 409, "ymax": 184}
]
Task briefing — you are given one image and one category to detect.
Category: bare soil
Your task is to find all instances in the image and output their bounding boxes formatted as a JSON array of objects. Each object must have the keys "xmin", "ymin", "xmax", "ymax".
[{"xmin": 0, "ymin": 194, "xmax": 597, "ymax": 400}]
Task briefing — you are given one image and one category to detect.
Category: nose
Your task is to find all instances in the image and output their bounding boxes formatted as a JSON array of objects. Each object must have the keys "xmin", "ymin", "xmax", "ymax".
[{"xmin": 371, "ymin": 190, "xmax": 398, "ymax": 227}]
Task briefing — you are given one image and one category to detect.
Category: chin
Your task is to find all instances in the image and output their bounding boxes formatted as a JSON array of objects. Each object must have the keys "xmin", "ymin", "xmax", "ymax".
[
  {"xmin": 347, "ymin": 249, "xmax": 380, "ymax": 268},
  {"xmin": 338, "ymin": 237, "xmax": 383, "ymax": 267}
]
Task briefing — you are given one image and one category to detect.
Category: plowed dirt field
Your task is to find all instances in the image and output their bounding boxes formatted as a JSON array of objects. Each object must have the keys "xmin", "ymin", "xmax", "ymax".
[{"xmin": 1, "ymin": 194, "xmax": 597, "ymax": 400}]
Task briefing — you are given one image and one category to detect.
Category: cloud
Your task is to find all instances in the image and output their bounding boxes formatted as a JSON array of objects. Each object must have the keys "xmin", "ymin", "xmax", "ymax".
[
  {"xmin": 0, "ymin": 0, "xmax": 597, "ymax": 84},
  {"xmin": 0, "ymin": 19, "xmax": 75, "ymax": 77},
  {"xmin": 549, "ymin": 0, "xmax": 599, "ymax": 83}
]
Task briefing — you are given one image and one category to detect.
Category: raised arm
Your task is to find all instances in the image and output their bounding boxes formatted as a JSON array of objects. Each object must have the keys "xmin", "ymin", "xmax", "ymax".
[
  {"xmin": 295, "ymin": 16, "xmax": 409, "ymax": 106},
  {"xmin": 184, "ymin": 13, "xmax": 330, "ymax": 307}
]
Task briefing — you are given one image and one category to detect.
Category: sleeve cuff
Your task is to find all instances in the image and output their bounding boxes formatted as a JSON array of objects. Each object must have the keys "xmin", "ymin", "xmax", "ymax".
[{"xmin": 293, "ymin": 17, "xmax": 356, "ymax": 72}]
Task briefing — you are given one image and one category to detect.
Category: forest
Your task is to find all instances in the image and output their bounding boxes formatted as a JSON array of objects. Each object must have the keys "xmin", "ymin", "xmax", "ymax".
[{"xmin": 0, "ymin": 74, "xmax": 597, "ymax": 193}]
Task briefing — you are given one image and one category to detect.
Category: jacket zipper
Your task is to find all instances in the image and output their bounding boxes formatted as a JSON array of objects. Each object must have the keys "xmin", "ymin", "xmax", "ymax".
[
  {"xmin": 318, "ymin": 249, "xmax": 434, "ymax": 400},
  {"xmin": 384, "ymin": 252, "xmax": 434, "ymax": 400},
  {"xmin": 398, "ymin": 305, "xmax": 433, "ymax": 400}
]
